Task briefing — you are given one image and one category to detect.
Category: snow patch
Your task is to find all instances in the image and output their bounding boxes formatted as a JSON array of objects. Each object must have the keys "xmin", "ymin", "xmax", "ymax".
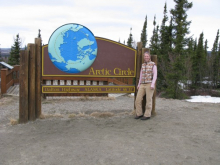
[{"xmin": 186, "ymin": 95, "xmax": 220, "ymax": 103}]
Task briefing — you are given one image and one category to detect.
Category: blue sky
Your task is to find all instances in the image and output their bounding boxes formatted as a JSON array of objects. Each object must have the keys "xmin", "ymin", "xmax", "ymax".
[{"xmin": 0, "ymin": 0, "xmax": 219, "ymax": 50}]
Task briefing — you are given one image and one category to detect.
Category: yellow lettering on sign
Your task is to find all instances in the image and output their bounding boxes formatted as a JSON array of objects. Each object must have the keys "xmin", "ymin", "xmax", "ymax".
[
  {"xmin": 44, "ymin": 87, "xmax": 60, "ymax": 92},
  {"xmin": 105, "ymin": 69, "xmax": 111, "ymax": 75},
  {"xmin": 89, "ymin": 67, "xmax": 112, "ymax": 76},
  {"xmin": 114, "ymin": 68, "xmax": 120, "ymax": 75},
  {"xmin": 96, "ymin": 70, "xmax": 101, "ymax": 75},
  {"xmin": 114, "ymin": 68, "xmax": 134, "ymax": 76},
  {"xmin": 89, "ymin": 67, "xmax": 95, "ymax": 75},
  {"xmin": 70, "ymin": 88, "xmax": 80, "ymax": 92},
  {"xmin": 85, "ymin": 88, "xmax": 101, "ymax": 92},
  {"xmin": 89, "ymin": 67, "xmax": 134, "ymax": 76}
]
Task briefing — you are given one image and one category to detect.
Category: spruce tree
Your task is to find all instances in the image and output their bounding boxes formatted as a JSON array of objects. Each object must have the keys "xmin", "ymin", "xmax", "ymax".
[
  {"xmin": 166, "ymin": 55, "xmax": 186, "ymax": 98},
  {"xmin": 164, "ymin": 0, "xmax": 193, "ymax": 99},
  {"xmin": 127, "ymin": 28, "xmax": 134, "ymax": 48},
  {"xmin": 24, "ymin": 45, "xmax": 27, "ymax": 50},
  {"xmin": 187, "ymin": 38, "xmax": 194, "ymax": 57},
  {"xmin": 8, "ymin": 34, "xmax": 21, "ymax": 65},
  {"xmin": 211, "ymin": 29, "xmax": 220, "ymax": 87},
  {"xmin": 149, "ymin": 15, "xmax": 159, "ymax": 55},
  {"xmin": 204, "ymin": 39, "xmax": 208, "ymax": 56},
  {"xmin": 218, "ymin": 42, "xmax": 220, "ymax": 87},
  {"xmin": 140, "ymin": 15, "xmax": 148, "ymax": 48},
  {"xmin": 203, "ymin": 39, "xmax": 208, "ymax": 81},
  {"xmin": 184, "ymin": 37, "xmax": 194, "ymax": 87},
  {"xmin": 191, "ymin": 32, "xmax": 205, "ymax": 88},
  {"xmin": 157, "ymin": 3, "xmax": 171, "ymax": 91},
  {"xmin": 159, "ymin": 2, "xmax": 171, "ymax": 57},
  {"xmin": 170, "ymin": 0, "xmax": 193, "ymax": 54},
  {"xmin": 168, "ymin": 17, "xmax": 173, "ymax": 50}
]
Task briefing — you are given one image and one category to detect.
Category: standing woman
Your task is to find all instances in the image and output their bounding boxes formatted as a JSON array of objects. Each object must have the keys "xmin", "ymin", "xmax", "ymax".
[{"xmin": 135, "ymin": 52, "xmax": 157, "ymax": 120}]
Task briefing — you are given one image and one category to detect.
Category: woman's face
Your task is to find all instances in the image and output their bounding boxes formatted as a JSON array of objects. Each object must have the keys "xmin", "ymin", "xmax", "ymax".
[{"xmin": 144, "ymin": 54, "xmax": 150, "ymax": 62}]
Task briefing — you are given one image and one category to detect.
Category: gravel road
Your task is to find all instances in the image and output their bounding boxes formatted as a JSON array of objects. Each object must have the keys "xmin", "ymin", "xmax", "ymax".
[{"xmin": 0, "ymin": 95, "xmax": 220, "ymax": 165}]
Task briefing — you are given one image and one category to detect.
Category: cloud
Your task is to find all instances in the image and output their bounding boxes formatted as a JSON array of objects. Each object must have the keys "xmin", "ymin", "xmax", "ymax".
[{"xmin": 0, "ymin": 0, "xmax": 219, "ymax": 50}]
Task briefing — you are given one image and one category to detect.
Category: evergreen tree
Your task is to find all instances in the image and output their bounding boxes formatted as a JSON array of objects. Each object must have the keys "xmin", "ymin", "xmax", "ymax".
[
  {"xmin": 211, "ymin": 29, "xmax": 220, "ymax": 87},
  {"xmin": 193, "ymin": 38, "xmax": 197, "ymax": 52},
  {"xmin": 164, "ymin": 0, "xmax": 193, "ymax": 99},
  {"xmin": 186, "ymin": 38, "xmax": 194, "ymax": 57},
  {"xmin": 191, "ymin": 32, "xmax": 205, "ymax": 88},
  {"xmin": 157, "ymin": 3, "xmax": 171, "ymax": 91},
  {"xmin": 184, "ymin": 37, "xmax": 194, "ymax": 86},
  {"xmin": 170, "ymin": 0, "xmax": 193, "ymax": 54},
  {"xmin": 168, "ymin": 17, "xmax": 174, "ymax": 50},
  {"xmin": 204, "ymin": 39, "xmax": 208, "ymax": 56},
  {"xmin": 140, "ymin": 15, "xmax": 148, "ymax": 48},
  {"xmin": 149, "ymin": 15, "xmax": 159, "ymax": 55},
  {"xmin": 203, "ymin": 39, "xmax": 208, "ymax": 81},
  {"xmin": 118, "ymin": 38, "xmax": 121, "ymax": 43},
  {"xmin": 159, "ymin": 2, "xmax": 171, "ymax": 56},
  {"xmin": 127, "ymin": 28, "xmax": 134, "ymax": 48},
  {"xmin": 24, "ymin": 45, "xmax": 27, "ymax": 50},
  {"xmin": 218, "ymin": 42, "xmax": 220, "ymax": 87},
  {"xmin": 164, "ymin": 54, "xmax": 186, "ymax": 98},
  {"xmin": 8, "ymin": 34, "xmax": 21, "ymax": 65}
]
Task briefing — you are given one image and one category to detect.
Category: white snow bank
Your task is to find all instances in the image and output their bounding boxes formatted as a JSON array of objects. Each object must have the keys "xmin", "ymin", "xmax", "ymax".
[
  {"xmin": 186, "ymin": 95, "xmax": 220, "ymax": 103},
  {"xmin": 131, "ymin": 93, "xmax": 220, "ymax": 103}
]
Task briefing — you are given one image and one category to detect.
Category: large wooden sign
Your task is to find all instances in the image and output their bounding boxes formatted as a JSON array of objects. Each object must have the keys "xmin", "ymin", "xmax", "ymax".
[
  {"xmin": 18, "ymin": 23, "xmax": 157, "ymax": 124},
  {"xmin": 41, "ymin": 23, "xmax": 136, "ymax": 94},
  {"xmin": 42, "ymin": 37, "xmax": 136, "ymax": 77}
]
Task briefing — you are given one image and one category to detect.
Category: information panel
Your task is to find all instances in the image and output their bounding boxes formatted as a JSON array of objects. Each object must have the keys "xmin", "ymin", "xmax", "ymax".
[{"xmin": 42, "ymin": 85, "xmax": 135, "ymax": 94}]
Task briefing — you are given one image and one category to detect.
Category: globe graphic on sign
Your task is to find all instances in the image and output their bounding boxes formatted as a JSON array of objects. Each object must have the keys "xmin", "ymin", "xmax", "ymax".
[{"xmin": 48, "ymin": 23, "xmax": 98, "ymax": 73}]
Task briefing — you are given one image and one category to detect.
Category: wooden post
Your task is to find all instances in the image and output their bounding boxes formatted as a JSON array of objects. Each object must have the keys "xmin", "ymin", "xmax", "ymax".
[
  {"xmin": 151, "ymin": 55, "xmax": 157, "ymax": 116},
  {"xmin": 19, "ymin": 38, "xmax": 42, "ymax": 122},
  {"xmin": 28, "ymin": 44, "xmax": 36, "ymax": 121},
  {"xmin": 19, "ymin": 50, "xmax": 29, "ymax": 123},
  {"xmin": 1, "ymin": 68, "xmax": 7, "ymax": 94},
  {"xmin": 134, "ymin": 42, "xmax": 142, "ymax": 108},
  {"xmin": 35, "ymin": 38, "xmax": 42, "ymax": 118}
]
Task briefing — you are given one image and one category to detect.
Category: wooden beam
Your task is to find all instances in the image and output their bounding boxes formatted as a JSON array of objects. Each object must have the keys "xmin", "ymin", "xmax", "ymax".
[
  {"xmin": 134, "ymin": 42, "xmax": 142, "ymax": 108},
  {"xmin": 151, "ymin": 55, "xmax": 157, "ymax": 116},
  {"xmin": 28, "ymin": 44, "xmax": 36, "ymax": 121},
  {"xmin": 35, "ymin": 38, "xmax": 42, "ymax": 118},
  {"xmin": 19, "ymin": 50, "xmax": 29, "ymax": 123}
]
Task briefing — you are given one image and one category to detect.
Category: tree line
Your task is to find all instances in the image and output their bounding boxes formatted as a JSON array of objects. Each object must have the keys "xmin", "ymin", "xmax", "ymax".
[
  {"xmin": 5, "ymin": 0, "xmax": 220, "ymax": 99},
  {"xmin": 126, "ymin": 0, "xmax": 220, "ymax": 99}
]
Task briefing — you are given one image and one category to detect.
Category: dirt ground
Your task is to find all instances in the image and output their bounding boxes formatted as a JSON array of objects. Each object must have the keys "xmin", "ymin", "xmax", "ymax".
[{"xmin": 0, "ymin": 95, "xmax": 220, "ymax": 165}]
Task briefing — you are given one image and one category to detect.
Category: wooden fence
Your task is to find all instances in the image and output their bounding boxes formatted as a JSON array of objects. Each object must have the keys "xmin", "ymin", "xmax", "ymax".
[{"xmin": 1, "ymin": 65, "xmax": 20, "ymax": 94}]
